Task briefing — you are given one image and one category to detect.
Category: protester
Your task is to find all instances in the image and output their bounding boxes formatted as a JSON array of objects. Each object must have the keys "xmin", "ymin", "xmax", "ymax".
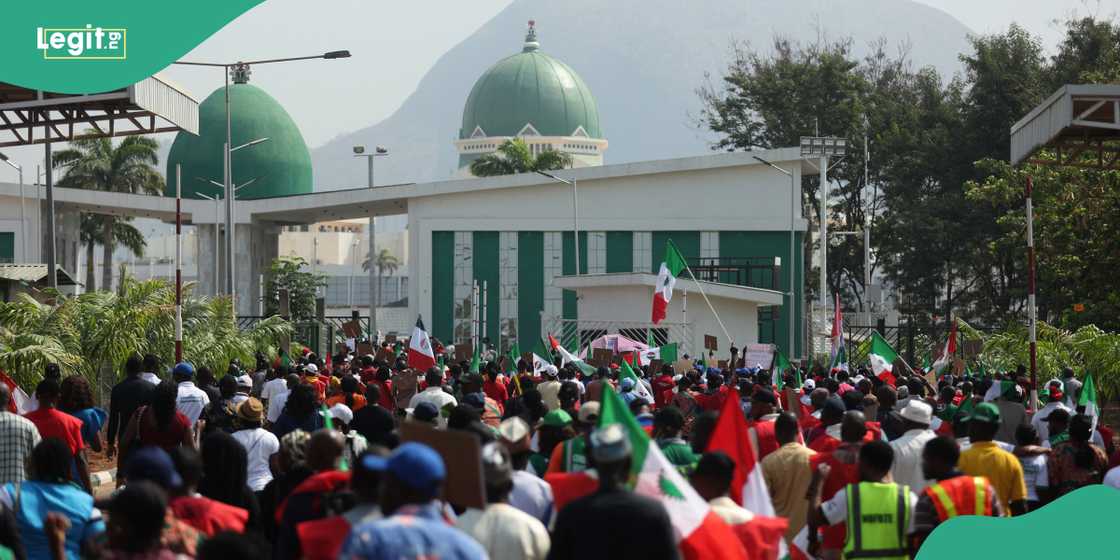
[
  {"xmin": 271, "ymin": 384, "xmax": 325, "ymax": 439},
  {"xmin": 275, "ymin": 430, "xmax": 349, "ymax": 560},
  {"xmin": 957, "ymin": 403, "xmax": 1028, "ymax": 515},
  {"xmin": 94, "ymin": 481, "xmax": 183, "ymax": 559},
  {"xmin": 196, "ymin": 366, "xmax": 222, "ymax": 405},
  {"xmin": 548, "ymin": 424, "xmax": 678, "ymax": 560},
  {"xmin": 546, "ymin": 402, "xmax": 597, "ymax": 475},
  {"xmin": 140, "ymin": 354, "xmax": 162, "ymax": 386},
  {"xmin": 168, "ymin": 446, "xmax": 250, "ymax": 536},
  {"xmin": 457, "ymin": 442, "xmax": 551, "ymax": 560},
  {"xmin": 295, "ymin": 447, "xmax": 388, "ymax": 560},
  {"xmin": 690, "ymin": 451, "xmax": 753, "ymax": 525},
  {"xmin": 761, "ymin": 411, "xmax": 816, "ymax": 541},
  {"xmin": 231, "ymin": 397, "xmax": 281, "ymax": 492},
  {"xmin": 408, "ymin": 367, "xmax": 458, "ymax": 424},
  {"xmin": 499, "ymin": 417, "xmax": 555, "ymax": 525},
  {"xmin": 1031, "ymin": 383, "xmax": 1071, "ymax": 443},
  {"xmin": 0, "ymin": 439, "xmax": 103, "ymax": 559},
  {"xmin": 23, "ymin": 378, "xmax": 89, "ymax": 491},
  {"xmin": 120, "ymin": 380, "xmax": 194, "ymax": 461},
  {"xmin": 808, "ymin": 440, "xmax": 917, "ymax": 559},
  {"xmin": 115, "ymin": 446, "xmax": 204, "ymax": 557},
  {"xmin": 58, "ymin": 376, "xmax": 107, "ymax": 454},
  {"xmin": 531, "ymin": 410, "xmax": 574, "ymax": 474},
  {"xmin": 889, "ymin": 400, "xmax": 937, "ymax": 493},
  {"xmin": 173, "ymin": 362, "xmax": 210, "ymax": 425},
  {"xmin": 993, "ymin": 383, "xmax": 1028, "ymax": 444},
  {"xmin": 1012, "ymin": 423, "xmax": 1050, "ymax": 510},
  {"xmin": 340, "ymin": 442, "xmax": 487, "ymax": 559},
  {"xmin": 911, "ymin": 436, "xmax": 1001, "ymax": 548},
  {"xmin": 198, "ymin": 431, "xmax": 261, "ymax": 531},
  {"xmin": 326, "ymin": 375, "xmax": 367, "ymax": 412},
  {"xmin": 0, "ymin": 384, "xmax": 39, "ymax": 484},
  {"xmin": 537, "ymin": 367, "xmax": 562, "ymax": 411},
  {"xmin": 266, "ymin": 373, "xmax": 300, "ymax": 425},
  {"xmin": 258, "ymin": 430, "xmax": 312, "ymax": 541},
  {"xmin": 809, "ymin": 410, "xmax": 868, "ymax": 559},
  {"xmin": 1046, "ymin": 413, "xmax": 1109, "ymax": 498},
  {"xmin": 349, "ymin": 384, "xmax": 398, "ymax": 448},
  {"xmin": 107, "ymin": 354, "xmax": 155, "ymax": 462},
  {"xmin": 654, "ymin": 406, "xmax": 698, "ymax": 474}
]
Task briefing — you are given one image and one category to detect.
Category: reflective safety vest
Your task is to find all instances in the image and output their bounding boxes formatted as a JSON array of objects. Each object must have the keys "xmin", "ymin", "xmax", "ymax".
[
  {"xmin": 844, "ymin": 481, "xmax": 911, "ymax": 560},
  {"xmin": 561, "ymin": 436, "xmax": 588, "ymax": 472},
  {"xmin": 924, "ymin": 475, "xmax": 994, "ymax": 521}
]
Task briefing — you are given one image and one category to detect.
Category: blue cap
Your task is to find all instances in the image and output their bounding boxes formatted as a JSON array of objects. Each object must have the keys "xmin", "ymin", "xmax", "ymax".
[
  {"xmin": 172, "ymin": 362, "xmax": 195, "ymax": 379},
  {"xmin": 463, "ymin": 392, "xmax": 486, "ymax": 410},
  {"xmin": 620, "ymin": 377, "xmax": 635, "ymax": 390},
  {"xmin": 361, "ymin": 442, "xmax": 446, "ymax": 498},
  {"xmin": 124, "ymin": 446, "xmax": 183, "ymax": 490},
  {"xmin": 412, "ymin": 401, "xmax": 439, "ymax": 422}
]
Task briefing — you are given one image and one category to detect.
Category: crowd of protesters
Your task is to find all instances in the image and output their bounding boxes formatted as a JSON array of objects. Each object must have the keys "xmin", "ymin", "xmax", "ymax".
[{"xmin": 0, "ymin": 340, "xmax": 1116, "ymax": 559}]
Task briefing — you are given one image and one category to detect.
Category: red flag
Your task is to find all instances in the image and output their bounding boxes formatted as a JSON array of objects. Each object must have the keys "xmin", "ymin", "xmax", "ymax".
[{"xmin": 705, "ymin": 388, "xmax": 775, "ymax": 517}]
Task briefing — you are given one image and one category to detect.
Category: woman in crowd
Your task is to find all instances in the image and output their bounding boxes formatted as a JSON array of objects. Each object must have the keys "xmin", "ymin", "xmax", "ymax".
[
  {"xmin": 58, "ymin": 376, "xmax": 107, "ymax": 454},
  {"xmin": 120, "ymin": 381, "xmax": 193, "ymax": 461},
  {"xmin": 198, "ymin": 431, "xmax": 261, "ymax": 532},
  {"xmin": 271, "ymin": 384, "xmax": 324, "ymax": 439}
]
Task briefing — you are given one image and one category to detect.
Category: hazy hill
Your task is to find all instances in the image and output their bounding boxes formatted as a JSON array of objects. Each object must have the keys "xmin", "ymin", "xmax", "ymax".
[{"xmin": 309, "ymin": 0, "xmax": 973, "ymax": 190}]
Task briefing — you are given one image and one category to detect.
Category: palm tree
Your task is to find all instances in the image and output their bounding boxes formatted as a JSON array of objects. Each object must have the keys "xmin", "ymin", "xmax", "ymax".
[
  {"xmin": 54, "ymin": 135, "xmax": 164, "ymax": 292},
  {"xmin": 469, "ymin": 138, "xmax": 573, "ymax": 177},
  {"xmin": 362, "ymin": 248, "xmax": 400, "ymax": 308},
  {"xmin": 80, "ymin": 214, "xmax": 147, "ymax": 292}
]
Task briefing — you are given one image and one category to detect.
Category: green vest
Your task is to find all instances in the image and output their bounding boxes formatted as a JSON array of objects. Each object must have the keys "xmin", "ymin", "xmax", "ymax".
[
  {"xmin": 844, "ymin": 482, "xmax": 911, "ymax": 560},
  {"xmin": 561, "ymin": 437, "xmax": 588, "ymax": 472}
]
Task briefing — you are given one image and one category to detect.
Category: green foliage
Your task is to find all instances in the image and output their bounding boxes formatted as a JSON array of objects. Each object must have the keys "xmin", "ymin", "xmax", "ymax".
[
  {"xmin": 263, "ymin": 257, "xmax": 325, "ymax": 322},
  {"xmin": 0, "ymin": 278, "xmax": 292, "ymax": 394},
  {"xmin": 468, "ymin": 138, "xmax": 573, "ymax": 177}
]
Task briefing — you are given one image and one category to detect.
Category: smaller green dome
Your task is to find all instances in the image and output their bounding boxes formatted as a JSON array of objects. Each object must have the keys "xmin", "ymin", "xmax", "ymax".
[
  {"xmin": 166, "ymin": 82, "xmax": 312, "ymax": 200},
  {"xmin": 460, "ymin": 23, "xmax": 601, "ymax": 140}
]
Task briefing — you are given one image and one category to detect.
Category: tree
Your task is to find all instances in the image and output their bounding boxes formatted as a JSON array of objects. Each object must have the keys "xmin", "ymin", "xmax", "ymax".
[
  {"xmin": 363, "ymin": 248, "xmax": 400, "ymax": 308},
  {"xmin": 263, "ymin": 257, "xmax": 325, "ymax": 322},
  {"xmin": 468, "ymin": 138, "xmax": 573, "ymax": 177},
  {"xmin": 80, "ymin": 214, "xmax": 146, "ymax": 292},
  {"xmin": 54, "ymin": 135, "xmax": 164, "ymax": 292}
]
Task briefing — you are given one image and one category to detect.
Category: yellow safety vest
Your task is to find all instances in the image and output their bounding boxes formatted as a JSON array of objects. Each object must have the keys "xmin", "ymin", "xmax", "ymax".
[{"xmin": 844, "ymin": 481, "xmax": 911, "ymax": 560}]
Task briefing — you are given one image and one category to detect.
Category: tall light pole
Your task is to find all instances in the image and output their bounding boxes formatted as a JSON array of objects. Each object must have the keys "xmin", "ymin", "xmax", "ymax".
[
  {"xmin": 354, "ymin": 145, "xmax": 388, "ymax": 339},
  {"xmin": 799, "ymin": 136, "xmax": 847, "ymax": 306},
  {"xmin": 174, "ymin": 50, "xmax": 350, "ymax": 313},
  {"xmin": 753, "ymin": 155, "xmax": 797, "ymax": 358},
  {"xmin": 536, "ymin": 171, "xmax": 580, "ymax": 276},
  {"xmin": 0, "ymin": 153, "xmax": 24, "ymax": 262}
]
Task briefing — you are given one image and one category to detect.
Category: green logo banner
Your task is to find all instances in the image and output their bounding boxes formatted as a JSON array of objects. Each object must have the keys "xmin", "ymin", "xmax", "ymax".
[{"xmin": 2, "ymin": 0, "xmax": 263, "ymax": 93}]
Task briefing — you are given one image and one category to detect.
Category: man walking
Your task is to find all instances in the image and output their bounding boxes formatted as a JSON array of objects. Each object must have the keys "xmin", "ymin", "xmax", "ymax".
[
  {"xmin": 911, "ymin": 436, "xmax": 1001, "ymax": 549},
  {"xmin": 958, "ymin": 403, "xmax": 1028, "ymax": 515},
  {"xmin": 173, "ymin": 362, "xmax": 210, "ymax": 425},
  {"xmin": 889, "ymin": 401, "xmax": 937, "ymax": 493},
  {"xmin": 107, "ymin": 354, "xmax": 155, "ymax": 460},
  {"xmin": 0, "ymin": 384, "xmax": 39, "ymax": 483},
  {"xmin": 761, "ymin": 411, "xmax": 816, "ymax": 541}
]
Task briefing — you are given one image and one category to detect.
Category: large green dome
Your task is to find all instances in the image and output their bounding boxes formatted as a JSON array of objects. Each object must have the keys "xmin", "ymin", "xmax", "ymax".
[
  {"xmin": 460, "ymin": 25, "xmax": 601, "ymax": 140},
  {"xmin": 166, "ymin": 82, "xmax": 311, "ymax": 200}
]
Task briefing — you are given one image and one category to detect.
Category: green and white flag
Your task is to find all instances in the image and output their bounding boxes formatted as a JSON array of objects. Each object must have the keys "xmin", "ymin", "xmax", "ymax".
[
  {"xmin": 549, "ymin": 334, "xmax": 596, "ymax": 376},
  {"xmin": 619, "ymin": 358, "xmax": 655, "ymax": 403},
  {"xmin": 639, "ymin": 343, "xmax": 678, "ymax": 366},
  {"xmin": 506, "ymin": 342, "xmax": 521, "ymax": 374},
  {"xmin": 868, "ymin": 331, "xmax": 898, "ymax": 377},
  {"xmin": 772, "ymin": 350, "xmax": 791, "ymax": 389},
  {"xmin": 531, "ymin": 338, "xmax": 552, "ymax": 375},
  {"xmin": 1080, "ymin": 373, "xmax": 1099, "ymax": 431}
]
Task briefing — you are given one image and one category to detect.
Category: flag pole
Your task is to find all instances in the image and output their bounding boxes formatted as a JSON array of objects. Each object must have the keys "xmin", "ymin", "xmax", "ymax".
[
  {"xmin": 174, "ymin": 164, "xmax": 183, "ymax": 363},
  {"xmin": 678, "ymin": 257, "xmax": 733, "ymax": 348}
]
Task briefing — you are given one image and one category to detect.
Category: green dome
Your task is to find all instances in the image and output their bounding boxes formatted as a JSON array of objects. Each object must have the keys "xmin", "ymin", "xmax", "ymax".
[
  {"xmin": 460, "ymin": 26, "xmax": 601, "ymax": 140},
  {"xmin": 166, "ymin": 83, "xmax": 311, "ymax": 200}
]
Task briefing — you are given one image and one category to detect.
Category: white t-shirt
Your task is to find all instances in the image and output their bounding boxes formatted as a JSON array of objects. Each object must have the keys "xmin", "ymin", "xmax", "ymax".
[
  {"xmin": 1103, "ymin": 466, "xmax": 1120, "ymax": 490},
  {"xmin": 821, "ymin": 485, "xmax": 919, "ymax": 534},
  {"xmin": 261, "ymin": 378, "xmax": 288, "ymax": 401},
  {"xmin": 267, "ymin": 391, "xmax": 290, "ymax": 424},
  {"xmin": 232, "ymin": 428, "xmax": 280, "ymax": 491},
  {"xmin": 140, "ymin": 372, "xmax": 161, "ymax": 385},
  {"xmin": 455, "ymin": 503, "xmax": 551, "ymax": 560},
  {"xmin": 1018, "ymin": 453, "xmax": 1049, "ymax": 502},
  {"xmin": 176, "ymin": 382, "xmax": 210, "ymax": 424}
]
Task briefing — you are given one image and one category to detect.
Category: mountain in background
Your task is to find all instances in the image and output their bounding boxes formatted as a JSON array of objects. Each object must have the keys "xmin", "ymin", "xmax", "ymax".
[{"xmin": 309, "ymin": 0, "xmax": 973, "ymax": 190}]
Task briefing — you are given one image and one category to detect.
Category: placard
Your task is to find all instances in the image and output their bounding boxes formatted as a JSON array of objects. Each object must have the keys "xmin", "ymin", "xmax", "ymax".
[
  {"xmin": 400, "ymin": 421, "xmax": 484, "ymax": 509},
  {"xmin": 704, "ymin": 335, "xmax": 718, "ymax": 351},
  {"xmin": 384, "ymin": 334, "xmax": 397, "ymax": 344},
  {"xmin": 784, "ymin": 388, "xmax": 801, "ymax": 418},
  {"xmin": 341, "ymin": 321, "xmax": 362, "ymax": 339},
  {"xmin": 356, "ymin": 342, "xmax": 374, "ymax": 357},
  {"xmin": 376, "ymin": 348, "xmax": 395, "ymax": 363},
  {"xmin": 591, "ymin": 348, "xmax": 614, "ymax": 368},
  {"xmin": 454, "ymin": 341, "xmax": 473, "ymax": 364},
  {"xmin": 717, "ymin": 360, "xmax": 729, "ymax": 369},
  {"xmin": 743, "ymin": 343, "xmax": 775, "ymax": 370}
]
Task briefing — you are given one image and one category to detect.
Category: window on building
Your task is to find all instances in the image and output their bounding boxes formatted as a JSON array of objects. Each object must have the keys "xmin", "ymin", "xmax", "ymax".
[
  {"xmin": 632, "ymin": 232, "xmax": 651, "ymax": 273},
  {"xmin": 701, "ymin": 232, "xmax": 719, "ymax": 260},
  {"xmin": 543, "ymin": 232, "xmax": 564, "ymax": 322},
  {"xmin": 453, "ymin": 232, "xmax": 474, "ymax": 344},
  {"xmin": 586, "ymin": 232, "xmax": 606, "ymax": 274},
  {"xmin": 499, "ymin": 232, "xmax": 519, "ymax": 352},
  {"xmin": 0, "ymin": 232, "xmax": 14, "ymax": 264}
]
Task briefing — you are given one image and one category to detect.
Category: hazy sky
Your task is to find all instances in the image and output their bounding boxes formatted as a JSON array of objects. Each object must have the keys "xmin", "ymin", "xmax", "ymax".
[{"xmin": 0, "ymin": 0, "xmax": 1105, "ymax": 178}]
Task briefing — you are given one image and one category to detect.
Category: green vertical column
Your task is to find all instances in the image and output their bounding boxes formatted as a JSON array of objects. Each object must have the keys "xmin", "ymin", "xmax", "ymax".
[
  {"xmin": 473, "ymin": 231, "xmax": 500, "ymax": 347},
  {"xmin": 431, "ymin": 231, "xmax": 454, "ymax": 343},
  {"xmin": 561, "ymin": 231, "xmax": 587, "ymax": 345},
  {"xmin": 517, "ymin": 231, "xmax": 544, "ymax": 351},
  {"xmin": 605, "ymin": 231, "xmax": 633, "ymax": 273},
  {"xmin": 651, "ymin": 231, "xmax": 700, "ymax": 272}
]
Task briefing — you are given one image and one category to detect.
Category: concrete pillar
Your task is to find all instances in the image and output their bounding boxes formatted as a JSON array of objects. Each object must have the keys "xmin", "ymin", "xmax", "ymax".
[
  {"xmin": 239, "ymin": 221, "xmax": 279, "ymax": 317},
  {"xmin": 196, "ymin": 224, "xmax": 221, "ymax": 297},
  {"xmin": 52, "ymin": 205, "xmax": 80, "ymax": 292}
]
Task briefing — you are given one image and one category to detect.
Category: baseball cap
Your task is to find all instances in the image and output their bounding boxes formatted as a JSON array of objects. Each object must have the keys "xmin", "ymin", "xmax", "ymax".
[
  {"xmin": 967, "ymin": 402, "xmax": 1001, "ymax": 425},
  {"xmin": 412, "ymin": 401, "xmax": 440, "ymax": 423},
  {"xmin": 1047, "ymin": 384, "xmax": 1064, "ymax": 401},
  {"xmin": 898, "ymin": 400, "xmax": 933, "ymax": 425},
  {"xmin": 578, "ymin": 401, "xmax": 601, "ymax": 424},
  {"xmin": 172, "ymin": 362, "xmax": 195, "ymax": 379},
  {"xmin": 123, "ymin": 446, "xmax": 183, "ymax": 490},
  {"xmin": 822, "ymin": 396, "xmax": 846, "ymax": 417},
  {"xmin": 361, "ymin": 442, "xmax": 446, "ymax": 498},
  {"xmin": 541, "ymin": 409, "xmax": 573, "ymax": 428},
  {"xmin": 463, "ymin": 392, "xmax": 486, "ymax": 410},
  {"xmin": 590, "ymin": 423, "xmax": 632, "ymax": 463},
  {"xmin": 620, "ymin": 377, "xmax": 635, "ymax": 390}
]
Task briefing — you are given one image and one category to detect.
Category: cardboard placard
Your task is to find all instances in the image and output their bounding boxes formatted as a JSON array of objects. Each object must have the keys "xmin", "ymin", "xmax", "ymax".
[
  {"xmin": 356, "ymin": 342, "xmax": 374, "ymax": 357},
  {"xmin": 673, "ymin": 358, "xmax": 694, "ymax": 374},
  {"xmin": 376, "ymin": 348, "xmax": 395, "ymax": 363},
  {"xmin": 591, "ymin": 349, "xmax": 614, "ymax": 368},
  {"xmin": 649, "ymin": 359, "xmax": 663, "ymax": 373},
  {"xmin": 704, "ymin": 335, "xmax": 718, "ymax": 351},
  {"xmin": 400, "ymin": 422, "xmax": 485, "ymax": 509},
  {"xmin": 743, "ymin": 343, "xmax": 775, "ymax": 370},
  {"xmin": 717, "ymin": 360, "xmax": 729, "ymax": 369},
  {"xmin": 784, "ymin": 388, "xmax": 801, "ymax": 418},
  {"xmin": 335, "ymin": 343, "xmax": 350, "ymax": 355},
  {"xmin": 342, "ymin": 321, "xmax": 362, "ymax": 339},
  {"xmin": 952, "ymin": 357, "xmax": 965, "ymax": 375},
  {"xmin": 384, "ymin": 334, "xmax": 397, "ymax": 344},
  {"xmin": 454, "ymin": 341, "xmax": 473, "ymax": 364}
]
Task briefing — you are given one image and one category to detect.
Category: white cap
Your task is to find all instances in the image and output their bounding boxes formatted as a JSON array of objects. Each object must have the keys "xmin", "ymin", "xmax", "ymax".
[
  {"xmin": 305, "ymin": 364, "xmax": 319, "ymax": 374},
  {"xmin": 898, "ymin": 400, "xmax": 933, "ymax": 425},
  {"xmin": 328, "ymin": 403, "xmax": 353, "ymax": 425}
]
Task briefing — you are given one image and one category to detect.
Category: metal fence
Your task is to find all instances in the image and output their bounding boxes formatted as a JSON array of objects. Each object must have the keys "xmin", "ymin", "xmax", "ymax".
[
  {"xmin": 237, "ymin": 315, "xmax": 371, "ymax": 356},
  {"xmin": 542, "ymin": 317, "xmax": 694, "ymax": 355}
]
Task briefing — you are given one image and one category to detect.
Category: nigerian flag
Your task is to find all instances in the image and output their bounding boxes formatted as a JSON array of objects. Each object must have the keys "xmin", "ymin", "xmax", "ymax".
[
  {"xmin": 620, "ymin": 358, "xmax": 655, "ymax": 403},
  {"xmin": 506, "ymin": 342, "xmax": 521, "ymax": 374},
  {"xmin": 868, "ymin": 331, "xmax": 898, "ymax": 376},
  {"xmin": 531, "ymin": 338, "xmax": 552, "ymax": 375},
  {"xmin": 549, "ymin": 334, "xmax": 596, "ymax": 376},
  {"xmin": 639, "ymin": 343, "xmax": 678, "ymax": 366},
  {"xmin": 469, "ymin": 345, "xmax": 481, "ymax": 374},
  {"xmin": 772, "ymin": 350, "xmax": 791, "ymax": 389},
  {"xmin": 599, "ymin": 386, "xmax": 744, "ymax": 560},
  {"xmin": 1080, "ymin": 373, "xmax": 1099, "ymax": 431}
]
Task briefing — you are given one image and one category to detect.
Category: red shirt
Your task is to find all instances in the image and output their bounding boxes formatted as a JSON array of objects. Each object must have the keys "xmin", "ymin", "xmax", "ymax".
[
  {"xmin": 375, "ymin": 379, "xmax": 394, "ymax": 410},
  {"xmin": 24, "ymin": 407, "xmax": 84, "ymax": 455},
  {"xmin": 749, "ymin": 419, "xmax": 780, "ymax": 460},
  {"xmin": 138, "ymin": 409, "xmax": 192, "ymax": 452},
  {"xmin": 483, "ymin": 378, "xmax": 509, "ymax": 407},
  {"xmin": 810, "ymin": 443, "xmax": 862, "ymax": 549},
  {"xmin": 169, "ymin": 495, "xmax": 249, "ymax": 536},
  {"xmin": 652, "ymin": 375, "xmax": 675, "ymax": 408}
]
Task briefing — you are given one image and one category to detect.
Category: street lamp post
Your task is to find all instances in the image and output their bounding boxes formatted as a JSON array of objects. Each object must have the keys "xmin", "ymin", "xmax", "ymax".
[
  {"xmin": 800, "ymin": 136, "xmax": 847, "ymax": 307},
  {"xmin": 174, "ymin": 50, "xmax": 350, "ymax": 313},
  {"xmin": 0, "ymin": 153, "xmax": 24, "ymax": 262},
  {"xmin": 753, "ymin": 155, "xmax": 797, "ymax": 358},
  {"xmin": 353, "ymin": 145, "xmax": 389, "ymax": 340},
  {"xmin": 536, "ymin": 171, "xmax": 580, "ymax": 276}
]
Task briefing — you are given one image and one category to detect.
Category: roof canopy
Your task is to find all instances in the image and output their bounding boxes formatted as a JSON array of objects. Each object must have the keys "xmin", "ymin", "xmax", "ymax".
[
  {"xmin": 1011, "ymin": 84, "xmax": 1120, "ymax": 170},
  {"xmin": 0, "ymin": 264, "xmax": 78, "ymax": 286},
  {"xmin": 0, "ymin": 74, "xmax": 198, "ymax": 148}
]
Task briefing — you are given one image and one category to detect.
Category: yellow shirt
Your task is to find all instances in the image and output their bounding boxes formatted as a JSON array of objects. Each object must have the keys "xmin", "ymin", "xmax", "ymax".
[
  {"xmin": 761, "ymin": 442, "xmax": 816, "ymax": 541},
  {"xmin": 958, "ymin": 441, "xmax": 1027, "ymax": 512}
]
